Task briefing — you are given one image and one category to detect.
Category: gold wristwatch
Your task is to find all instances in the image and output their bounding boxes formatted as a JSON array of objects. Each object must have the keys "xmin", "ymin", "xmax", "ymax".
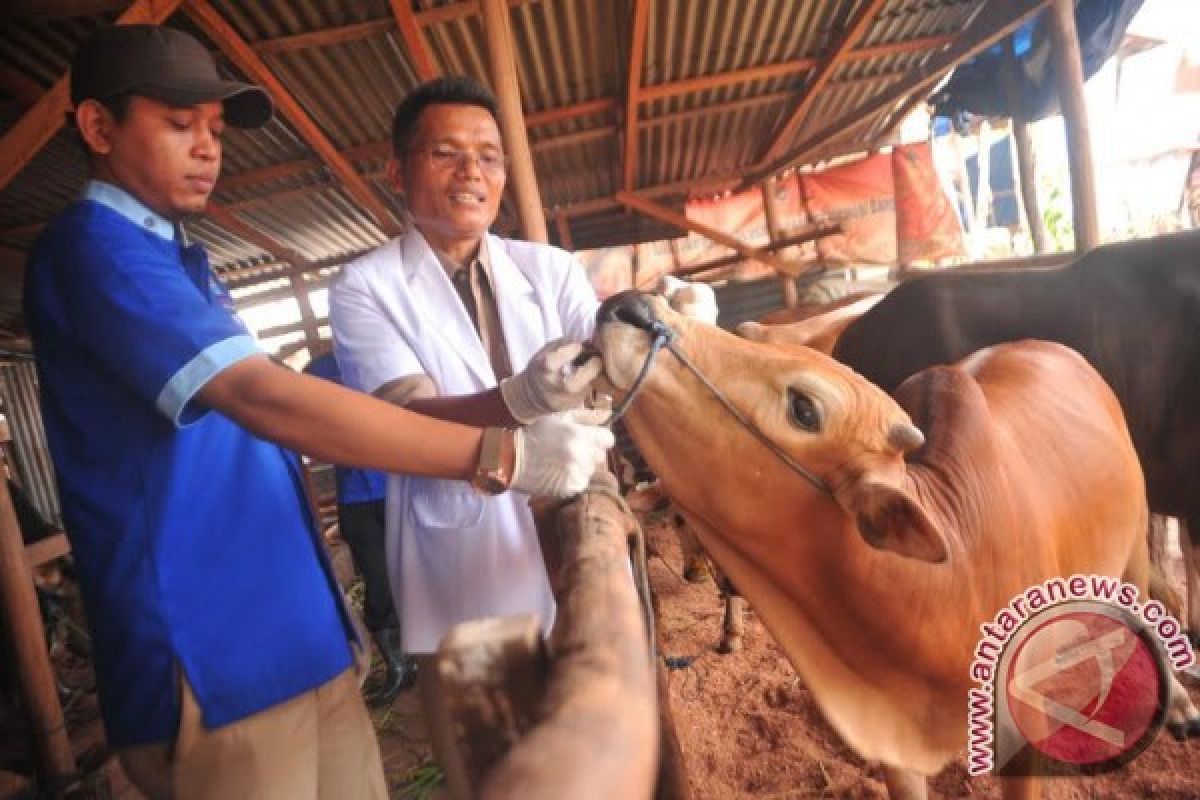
[{"xmin": 471, "ymin": 426, "xmax": 511, "ymax": 495}]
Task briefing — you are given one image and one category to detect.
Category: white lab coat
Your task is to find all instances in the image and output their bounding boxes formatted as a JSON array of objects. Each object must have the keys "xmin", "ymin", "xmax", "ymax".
[{"xmin": 329, "ymin": 230, "xmax": 599, "ymax": 654}]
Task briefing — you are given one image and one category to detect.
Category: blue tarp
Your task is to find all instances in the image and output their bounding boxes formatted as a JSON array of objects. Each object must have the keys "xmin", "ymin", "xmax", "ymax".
[{"xmin": 931, "ymin": 0, "xmax": 1144, "ymax": 125}]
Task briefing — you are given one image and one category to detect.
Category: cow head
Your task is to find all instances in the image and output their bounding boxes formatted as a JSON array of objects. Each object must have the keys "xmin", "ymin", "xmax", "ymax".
[{"xmin": 594, "ymin": 290, "xmax": 946, "ymax": 564}]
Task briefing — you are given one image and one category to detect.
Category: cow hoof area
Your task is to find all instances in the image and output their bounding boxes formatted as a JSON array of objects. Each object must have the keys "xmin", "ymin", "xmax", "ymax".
[{"xmin": 1166, "ymin": 716, "xmax": 1200, "ymax": 741}]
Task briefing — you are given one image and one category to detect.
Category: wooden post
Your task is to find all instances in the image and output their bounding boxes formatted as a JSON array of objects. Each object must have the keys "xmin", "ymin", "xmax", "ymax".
[
  {"xmin": 480, "ymin": 0, "xmax": 548, "ymax": 243},
  {"xmin": 761, "ymin": 176, "xmax": 799, "ymax": 308},
  {"xmin": 1047, "ymin": 0, "xmax": 1100, "ymax": 252},
  {"xmin": 0, "ymin": 466, "xmax": 75, "ymax": 785},
  {"xmin": 1004, "ymin": 39, "xmax": 1047, "ymax": 253},
  {"xmin": 439, "ymin": 473, "xmax": 659, "ymax": 799}
]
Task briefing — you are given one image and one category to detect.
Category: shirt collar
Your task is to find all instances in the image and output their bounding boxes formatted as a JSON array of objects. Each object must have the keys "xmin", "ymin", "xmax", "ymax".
[
  {"xmin": 84, "ymin": 180, "xmax": 176, "ymax": 242},
  {"xmin": 431, "ymin": 237, "xmax": 491, "ymax": 281}
]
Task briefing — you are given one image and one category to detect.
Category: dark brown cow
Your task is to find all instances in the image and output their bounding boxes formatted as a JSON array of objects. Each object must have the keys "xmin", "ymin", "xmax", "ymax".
[{"xmin": 834, "ymin": 231, "xmax": 1200, "ymax": 641}]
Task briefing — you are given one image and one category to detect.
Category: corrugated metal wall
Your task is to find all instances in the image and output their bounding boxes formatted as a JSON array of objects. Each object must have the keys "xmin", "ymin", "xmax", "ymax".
[
  {"xmin": 0, "ymin": 361, "xmax": 61, "ymax": 527},
  {"xmin": 713, "ymin": 278, "xmax": 787, "ymax": 329}
]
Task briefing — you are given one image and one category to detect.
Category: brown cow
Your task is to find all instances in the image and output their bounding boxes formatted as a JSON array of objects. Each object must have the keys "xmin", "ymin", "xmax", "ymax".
[
  {"xmin": 594, "ymin": 291, "xmax": 1199, "ymax": 799},
  {"xmin": 831, "ymin": 231, "xmax": 1200, "ymax": 642}
]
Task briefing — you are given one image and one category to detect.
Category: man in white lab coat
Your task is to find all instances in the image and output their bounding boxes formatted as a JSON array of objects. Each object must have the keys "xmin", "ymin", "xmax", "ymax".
[{"xmin": 329, "ymin": 75, "xmax": 602, "ymax": 795}]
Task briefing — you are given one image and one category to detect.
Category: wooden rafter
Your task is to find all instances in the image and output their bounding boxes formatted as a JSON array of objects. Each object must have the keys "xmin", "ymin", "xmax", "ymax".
[
  {"xmin": 0, "ymin": 63, "xmax": 44, "ymax": 108},
  {"xmin": 746, "ymin": 0, "xmax": 1055, "ymax": 187},
  {"xmin": 389, "ymin": 0, "xmax": 439, "ymax": 82},
  {"xmin": 185, "ymin": 0, "xmax": 401, "ymax": 236},
  {"xmin": 758, "ymin": 0, "xmax": 888, "ymax": 166},
  {"xmin": 253, "ymin": 19, "xmax": 395, "ymax": 55},
  {"xmin": 615, "ymin": 191, "xmax": 797, "ymax": 275},
  {"xmin": 203, "ymin": 203, "xmax": 322, "ymax": 348},
  {"xmin": 622, "ymin": 0, "xmax": 651, "ymax": 192},
  {"xmin": 554, "ymin": 211, "xmax": 573, "ymax": 251},
  {"xmin": 0, "ymin": 0, "xmax": 184, "ymax": 194}
]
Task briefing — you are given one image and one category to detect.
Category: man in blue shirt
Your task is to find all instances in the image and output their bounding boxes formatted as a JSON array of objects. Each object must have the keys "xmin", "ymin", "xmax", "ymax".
[
  {"xmin": 24, "ymin": 24, "xmax": 611, "ymax": 799},
  {"xmin": 305, "ymin": 350, "xmax": 417, "ymax": 702}
]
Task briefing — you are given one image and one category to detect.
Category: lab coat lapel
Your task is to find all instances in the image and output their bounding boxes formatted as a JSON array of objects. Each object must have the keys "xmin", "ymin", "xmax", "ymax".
[
  {"xmin": 401, "ymin": 232, "xmax": 495, "ymax": 386},
  {"xmin": 486, "ymin": 235, "xmax": 546, "ymax": 373}
]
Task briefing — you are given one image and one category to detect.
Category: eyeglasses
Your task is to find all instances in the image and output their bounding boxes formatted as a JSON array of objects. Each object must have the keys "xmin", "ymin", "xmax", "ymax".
[{"xmin": 411, "ymin": 143, "xmax": 508, "ymax": 176}]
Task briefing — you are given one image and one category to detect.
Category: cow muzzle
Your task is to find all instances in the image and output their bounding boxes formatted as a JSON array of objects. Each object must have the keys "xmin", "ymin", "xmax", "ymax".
[{"xmin": 594, "ymin": 291, "xmax": 673, "ymax": 391}]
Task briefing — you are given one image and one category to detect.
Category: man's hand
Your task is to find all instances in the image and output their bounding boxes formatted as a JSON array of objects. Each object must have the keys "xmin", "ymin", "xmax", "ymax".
[
  {"xmin": 500, "ymin": 338, "xmax": 604, "ymax": 424},
  {"xmin": 510, "ymin": 409, "xmax": 613, "ymax": 498}
]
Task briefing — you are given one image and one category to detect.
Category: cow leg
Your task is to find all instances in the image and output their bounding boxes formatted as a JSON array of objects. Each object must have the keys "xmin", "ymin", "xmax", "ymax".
[
  {"xmin": 998, "ymin": 776, "xmax": 1040, "ymax": 800},
  {"xmin": 1165, "ymin": 671, "xmax": 1200, "ymax": 740},
  {"xmin": 1182, "ymin": 518, "xmax": 1200, "ymax": 648},
  {"xmin": 675, "ymin": 514, "xmax": 711, "ymax": 583},
  {"xmin": 717, "ymin": 575, "xmax": 746, "ymax": 654},
  {"xmin": 880, "ymin": 766, "xmax": 926, "ymax": 799}
]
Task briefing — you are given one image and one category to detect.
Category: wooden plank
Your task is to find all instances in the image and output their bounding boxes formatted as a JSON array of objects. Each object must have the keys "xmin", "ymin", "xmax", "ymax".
[
  {"xmin": 0, "ymin": 63, "xmax": 44, "ymax": 108},
  {"xmin": 674, "ymin": 226, "xmax": 841, "ymax": 280},
  {"xmin": 746, "ymin": 0, "xmax": 1054, "ymax": 185},
  {"xmin": 1005, "ymin": 38, "xmax": 1047, "ymax": 253},
  {"xmin": 1047, "ymin": 0, "xmax": 1099, "ymax": 252},
  {"xmin": 186, "ymin": 0, "xmax": 401, "ymax": 237},
  {"xmin": 622, "ymin": 0, "xmax": 651, "ymax": 192},
  {"xmin": 389, "ymin": 0, "xmax": 439, "ymax": 81},
  {"xmin": 758, "ymin": 0, "xmax": 889, "ymax": 165},
  {"xmin": 24, "ymin": 532, "xmax": 69, "ymax": 570},
  {"xmin": 0, "ymin": 0, "xmax": 185, "ymax": 194},
  {"xmin": 616, "ymin": 190, "xmax": 797, "ymax": 275},
  {"xmin": 0, "ymin": 477, "xmax": 74, "ymax": 782},
  {"xmin": 481, "ymin": 0, "xmax": 547, "ymax": 242}
]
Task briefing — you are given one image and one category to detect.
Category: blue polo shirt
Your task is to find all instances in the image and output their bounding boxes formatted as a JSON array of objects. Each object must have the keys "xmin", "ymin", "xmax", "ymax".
[
  {"xmin": 24, "ymin": 181, "xmax": 354, "ymax": 746},
  {"xmin": 303, "ymin": 353, "xmax": 387, "ymax": 505}
]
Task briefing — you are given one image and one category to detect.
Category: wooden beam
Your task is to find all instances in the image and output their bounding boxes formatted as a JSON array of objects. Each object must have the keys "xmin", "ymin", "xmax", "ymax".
[
  {"xmin": 1047, "ymin": 0, "xmax": 1099, "ymax": 252},
  {"xmin": 0, "ymin": 0, "xmax": 184, "ymax": 194},
  {"xmin": 253, "ymin": 18, "xmax": 395, "ymax": 55},
  {"xmin": 203, "ymin": 202, "xmax": 322, "ymax": 348},
  {"xmin": 746, "ymin": 0, "xmax": 1055, "ymax": 186},
  {"xmin": 1004, "ymin": 38, "xmax": 1046, "ymax": 253},
  {"xmin": 481, "ymin": 0, "xmax": 546, "ymax": 242},
  {"xmin": 674, "ymin": 225, "xmax": 840, "ymax": 280},
  {"xmin": 0, "ymin": 0, "xmax": 125, "ymax": 20},
  {"xmin": 553, "ymin": 211, "xmax": 574, "ymax": 251},
  {"xmin": 185, "ymin": 0, "xmax": 401, "ymax": 236},
  {"xmin": 0, "ymin": 478, "xmax": 75, "ymax": 784},
  {"xmin": 761, "ymin": 176, "xmax": 799, "ymax": 307},
  {"xmin": 389, "ymin": 0, "xmax": 439, "ymax": 81},
  {"xmin": 257, "ymin": 315, "xmax": 330, "ymax": 341},
  {"xmin": 234, "ymin": 274, "xmax": 335, "ymax": 310},
  {"xmin": 622, "ymin": 0, "xmax": 651, "ymax": 191},
  {"xmin": 758, "ymin": 0, "xmax": 888, "ymax": 166},
  {"xmin": 615, "ymin": 190, "xmax": 797, "ymax": 275},
  {"xmin": 525, "ymin": 97, "xmax": 619, "ymax": 127},
  {"xmin": 0, "ymin": 64, "xmax": 44, "ymax": 108}
]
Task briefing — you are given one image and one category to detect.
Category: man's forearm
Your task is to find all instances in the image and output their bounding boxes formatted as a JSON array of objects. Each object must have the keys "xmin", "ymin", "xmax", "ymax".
[
  {"xmin": 198, "ymin": 355, "xmax": 485, "ymax": 480},
  {"xmin": 373, "ymin": 376, "xmax": 518, "ymax": 428}
]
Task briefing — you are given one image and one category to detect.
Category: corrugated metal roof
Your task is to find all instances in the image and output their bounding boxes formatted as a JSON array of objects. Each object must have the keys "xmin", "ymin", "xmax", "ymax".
[{"xmin": 0, "ymin": 0, "xmax": 1013, "ymax": 346}]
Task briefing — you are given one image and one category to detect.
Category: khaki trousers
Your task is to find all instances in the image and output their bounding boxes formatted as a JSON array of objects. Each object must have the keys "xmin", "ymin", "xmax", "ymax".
[{"xmin": 119, "ymin": 667, "xmax": 386, "ymax": 800}]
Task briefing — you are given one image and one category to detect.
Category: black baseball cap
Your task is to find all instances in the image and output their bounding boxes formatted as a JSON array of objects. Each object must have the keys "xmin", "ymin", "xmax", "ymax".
[{"xmin": 70, "ymin": 25, "xmax": 272, "ymax": 129}]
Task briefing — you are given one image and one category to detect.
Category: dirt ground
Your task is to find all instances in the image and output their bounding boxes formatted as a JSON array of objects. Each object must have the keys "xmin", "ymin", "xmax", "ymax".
[
  {"xmin": 644, "ymin": 511, "xmax": 1200, "ymax": 800},
  {"xmin": 5, "ymin": 518, "xmax": 1200, "ymax": 799}
]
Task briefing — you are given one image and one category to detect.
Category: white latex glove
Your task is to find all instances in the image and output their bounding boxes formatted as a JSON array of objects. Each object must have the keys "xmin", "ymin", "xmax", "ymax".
[
  {"xmin": 510, "ymin": 409, "xmax": 614, "ymax": 498},
  {"xmin": 500, "ymin": 338, "xmax": 604, "ymax": 424}
]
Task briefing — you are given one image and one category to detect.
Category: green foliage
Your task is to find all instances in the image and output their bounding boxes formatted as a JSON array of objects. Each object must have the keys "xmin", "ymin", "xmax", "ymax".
[
  {"xmin": 1041, "ymin": 181, "xmax": 1075, "ymax": 252},
  {"xmin": 397, "ymin": 759, "xmax": 444, "ymax": 800}
]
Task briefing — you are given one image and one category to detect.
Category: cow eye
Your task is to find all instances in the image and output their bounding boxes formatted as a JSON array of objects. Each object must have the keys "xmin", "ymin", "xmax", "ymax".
[{"xmin": 787, "ymin": 388, "xmax": 821, "ymax": 432}]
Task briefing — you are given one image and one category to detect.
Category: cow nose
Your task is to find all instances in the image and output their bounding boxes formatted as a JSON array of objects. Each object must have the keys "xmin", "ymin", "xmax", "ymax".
[{"xmin": 596, "ymin": 290, "xmax": 658, "ymax": 332}]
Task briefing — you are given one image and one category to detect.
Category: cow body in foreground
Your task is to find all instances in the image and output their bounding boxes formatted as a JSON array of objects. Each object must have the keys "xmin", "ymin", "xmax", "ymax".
[
  {"xmin": 595, "ymin": 292, "xmax": 1198, "ymax": 798},
  {"xmin": 833, "ymin": 232, "xmax": 1200, "ymax": 638}
]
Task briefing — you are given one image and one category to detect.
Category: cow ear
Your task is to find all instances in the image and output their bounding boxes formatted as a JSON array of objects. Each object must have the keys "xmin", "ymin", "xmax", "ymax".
[{"xmin": 840, "ymin": 481, "xmax": 948, "ymax": 563}]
